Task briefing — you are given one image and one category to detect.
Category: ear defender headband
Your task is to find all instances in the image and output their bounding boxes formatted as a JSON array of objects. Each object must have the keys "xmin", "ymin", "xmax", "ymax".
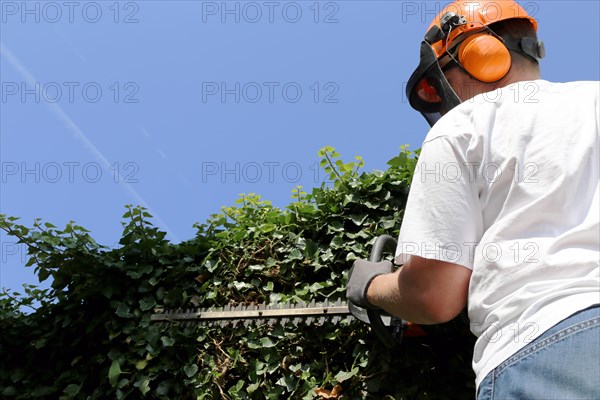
[{"xmin": 433, "ymin": 12, "xmax": 546, "ymax": 83}]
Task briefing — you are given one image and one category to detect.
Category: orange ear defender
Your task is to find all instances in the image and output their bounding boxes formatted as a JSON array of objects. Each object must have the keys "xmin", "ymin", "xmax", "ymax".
[
  {"xmin": 456, "ymin": 32, "xmax": 512, "ymax": 83},
  {"xmin": 434, "ymin": 11, "xmax": 513, "ymax": 83}
]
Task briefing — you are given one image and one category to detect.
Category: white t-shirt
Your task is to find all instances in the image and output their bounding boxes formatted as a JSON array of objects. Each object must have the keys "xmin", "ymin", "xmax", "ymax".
[{"xmin": 395, "ymin": 80, "xmax": 600, "ymax": 389}]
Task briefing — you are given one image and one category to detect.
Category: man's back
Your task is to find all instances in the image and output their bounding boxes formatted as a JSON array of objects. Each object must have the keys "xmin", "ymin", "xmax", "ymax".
[{"xmin": 404, "ymin": 79, "xmax": 600, "ymax": 387}]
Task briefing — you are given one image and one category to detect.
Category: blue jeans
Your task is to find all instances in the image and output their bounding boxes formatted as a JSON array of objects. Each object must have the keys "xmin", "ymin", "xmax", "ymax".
[{"xmin": 477, "ymin": 304, "xmax": 600, "ymax": 400}]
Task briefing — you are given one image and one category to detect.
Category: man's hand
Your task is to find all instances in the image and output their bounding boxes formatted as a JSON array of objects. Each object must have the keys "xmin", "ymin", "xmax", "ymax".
[{"xmin": 346, "ymin": 259, "xmax": 394, "ymax": 308}]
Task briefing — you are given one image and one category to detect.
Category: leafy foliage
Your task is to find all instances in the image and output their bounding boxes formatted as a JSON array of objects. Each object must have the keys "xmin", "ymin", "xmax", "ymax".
[{"xmin": 0, "ymin": 147, "xmax": 475, "ymax": 399}]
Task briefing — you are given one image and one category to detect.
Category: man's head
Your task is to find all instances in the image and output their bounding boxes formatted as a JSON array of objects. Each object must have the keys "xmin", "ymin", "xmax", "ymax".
[{"xmin": 406, "ymin": 1, "xmax": 545, "ymax": 126}]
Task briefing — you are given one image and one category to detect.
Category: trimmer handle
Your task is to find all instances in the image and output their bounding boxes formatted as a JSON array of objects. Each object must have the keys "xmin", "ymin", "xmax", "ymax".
[
  {"xmin": 368, "ymin": 235, "xmax": 404, "ymax": 348},
  {"xmin": 348, "ymin": 235, "xmax": 404, "ymax": 348}
]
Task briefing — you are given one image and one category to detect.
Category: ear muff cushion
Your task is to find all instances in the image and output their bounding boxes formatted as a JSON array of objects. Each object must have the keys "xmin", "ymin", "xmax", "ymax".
[{"xmin": 458, "ymin": 34, "xmax": 512, "ymax": 82}]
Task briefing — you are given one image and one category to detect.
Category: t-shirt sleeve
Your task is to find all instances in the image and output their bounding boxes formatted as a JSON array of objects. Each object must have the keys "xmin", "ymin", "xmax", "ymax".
[{"xmin": 395, "ymin": 135, "xmax": 484, "ymax": 269}]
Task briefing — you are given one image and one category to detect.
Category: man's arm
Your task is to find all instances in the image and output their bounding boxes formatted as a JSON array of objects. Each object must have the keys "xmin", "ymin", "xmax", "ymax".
[{"xmin": 367, "ymin": 255, "xmax": 471, "ymax": 325}]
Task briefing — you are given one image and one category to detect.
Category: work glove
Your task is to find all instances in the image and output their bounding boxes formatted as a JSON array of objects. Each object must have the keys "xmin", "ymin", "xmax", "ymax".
[{"xmin": 346, "ymin": 259, "xmax": 394, "ymax": 309}]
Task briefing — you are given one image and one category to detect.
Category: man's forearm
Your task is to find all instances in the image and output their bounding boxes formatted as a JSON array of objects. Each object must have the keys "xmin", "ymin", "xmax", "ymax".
[
  {"xmin": 365, "ymin": 256, "xmax": 471, "ymax": 325},
  {"xmin": 366, "ymin": 269, "xmax": 441, "ymax": 324}
]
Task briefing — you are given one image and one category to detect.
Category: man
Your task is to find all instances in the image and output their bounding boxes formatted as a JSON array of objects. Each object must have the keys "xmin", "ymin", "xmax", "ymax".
[{"xmin": 347, "ymin": 1, "xmax": 600, "ymax": 399}]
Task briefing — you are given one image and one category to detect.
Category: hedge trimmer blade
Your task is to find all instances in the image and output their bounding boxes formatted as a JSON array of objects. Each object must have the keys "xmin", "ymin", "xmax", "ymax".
[
  {"xmin": 151, "ymin": 235, "xmax": 409, "ymax": 346},
  {"xmin": 151, "ymin": 299, "xmax": 403, "ymax": 329}
]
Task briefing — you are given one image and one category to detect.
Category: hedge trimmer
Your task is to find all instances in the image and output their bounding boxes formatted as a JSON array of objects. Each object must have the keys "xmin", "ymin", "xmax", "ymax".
[
  {"xmin": 151, "ymin": 235, "xmax": 467, "ymax": 347},
  {"xmin": 150, "ymin": 298, "xmax": 404, "ymax": 340}
]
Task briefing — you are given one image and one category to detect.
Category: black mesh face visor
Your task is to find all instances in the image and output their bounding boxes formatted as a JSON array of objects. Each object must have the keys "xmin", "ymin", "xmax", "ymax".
[{"xmin": 406, "ymin": 41, "xmax": 462, "ymax": 127}]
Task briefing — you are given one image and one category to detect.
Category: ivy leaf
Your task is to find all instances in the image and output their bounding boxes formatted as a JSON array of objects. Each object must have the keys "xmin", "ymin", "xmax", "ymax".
[
  {"xmin": 260, "ymin": 337, "xmax": 276, "ymax": 348},
  {"xmin": 247, "ymin": 381, "xmax": 260, "ymax": 394},
  {"xmin": 139, "ymin": 298, "xmax": 156, "ymax": 311},
  {"xmin": 31, "ymin": 386, "xmax": 54, "ymax": 397},
  {"xmin": 334, "ymin": 367, "xmax": 359, "ymax": 383},
  {"xmin": 135, "ymin": 359, "xmax": 148, "ymax": 370},
  {"xmin": 350, "ymin": 214, "xmax": 368, "ymax": 226},
  {"xmin": 63, "ymin": 384, "xmax": 82, "ymax": 397},
  {"xmin": 382, "ymin": 219, "xmax": 396, "ymax": 229},
  {"xmin": 387, "ymin": 152, "xmax": 408, "ymax": 167},
  {"xmin": 232, "ymin": 281, "xmax": 253, "ymax": 291},
  {"xmin": 10, "ymin": 369, "xmax": 25, "ymax": 383},
  {"xmin": 108, "ymin": 360, "xmax": 122, "ymax": 386},
  {"xmin": 139, "ymin": 379, "xmax": 151, "ymax": 395},
  {"xmin": 330, "ymin": 236, "xmax": 344, "ymax": 248},
  {"xmin": 183, "ymin": 364, "xmax": 199, "ymax": 378},
  {"xmin": 1, "ymin": 387, "xmax": 17, "ymax": 397},
  {"xmin": 288, "ymin": 249, "xmax": 303, "ymax": 260},
  {"xmin": 304, "ymin": 240, "xmax": 319, "ymax": 258},
  {"xmin": 51, "ymin": 274, "xmax": 69, "ymax": 290},
  {"xmin": 115, "ymin": 304, "xmax": 133, "ymax": 318}
]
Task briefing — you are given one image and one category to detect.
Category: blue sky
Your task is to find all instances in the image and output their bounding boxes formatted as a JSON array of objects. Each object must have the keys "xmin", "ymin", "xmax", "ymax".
[{"xmin": 1, "ymin": 0, "xmax": 599, "ymax": 293}]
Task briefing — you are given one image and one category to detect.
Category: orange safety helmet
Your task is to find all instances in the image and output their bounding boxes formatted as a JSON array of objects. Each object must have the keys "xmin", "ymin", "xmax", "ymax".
[{"xmin": 406, "ymin": 0, "xmax": 545, "ymax": 126}]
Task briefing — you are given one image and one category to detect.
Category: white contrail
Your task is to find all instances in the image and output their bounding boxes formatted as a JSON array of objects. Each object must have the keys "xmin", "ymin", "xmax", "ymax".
[
  {"xmin": 0, "ymin": 42, "xmax": 181, "ymax": 243},
  {"xmin": 139, "ymin": 127, "xmax": 168, "ymax": 160}
]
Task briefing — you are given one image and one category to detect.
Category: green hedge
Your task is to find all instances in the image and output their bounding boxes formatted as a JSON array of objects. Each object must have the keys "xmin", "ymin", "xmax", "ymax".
[{"xmin": 0, "ymin": 147, "xmax": 475, "ymax": 399}]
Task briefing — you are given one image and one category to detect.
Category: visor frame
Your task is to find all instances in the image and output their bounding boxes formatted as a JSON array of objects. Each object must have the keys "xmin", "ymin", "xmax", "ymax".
[{"xmin": 405, "ymin": 40, "xmax": 462, "ymax": 127}]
